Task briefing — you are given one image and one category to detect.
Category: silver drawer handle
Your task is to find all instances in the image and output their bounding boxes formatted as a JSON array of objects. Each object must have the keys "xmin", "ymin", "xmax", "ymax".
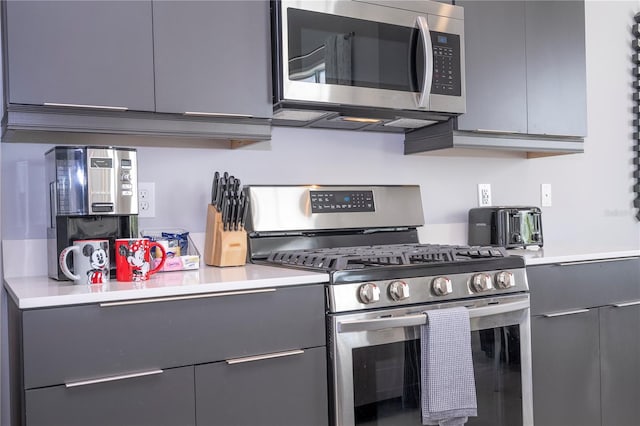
[
  {"xmin": 557, "ymin": 257, "xmax": 638, "ymax": 266},
  {"xmin": 44, "ymin": 102, "xmax": 128, "ymax": 111},
  {"xmin": 99, "ymin": 288, "xmax": 276, "ymax": 307},
  {"xmin": 226, "ymin": 349, "xmax": 305, "ymax": 365},
  {"xmin": 474, "ymin": 128, "xmax": 519, "ymax": 134},
  {"xmin": 184, "ymin": 111, "xmax": 252, "ymax": 118},
  {"xmin": 65, "ymin": 369, "xmax": 163, "ymax": 388},
  {"xmin": 543, "ymin": 308, "xmax": 590, "ymax": 318},
  {"xmin": 611, "ymin": 300, "xmax": 640, "ymax": 308}
]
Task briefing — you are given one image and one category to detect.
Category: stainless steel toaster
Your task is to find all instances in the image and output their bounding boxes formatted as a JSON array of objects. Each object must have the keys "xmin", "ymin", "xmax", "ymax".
[{"xmin": 468, "ymin": 206, "xmax": 543, "ymax": 248}]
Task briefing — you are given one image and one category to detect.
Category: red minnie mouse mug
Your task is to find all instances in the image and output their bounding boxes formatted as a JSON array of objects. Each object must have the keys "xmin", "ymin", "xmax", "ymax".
[{"xmin": 115, "ymin": 238, "xmax": 167, "ymax": 282}]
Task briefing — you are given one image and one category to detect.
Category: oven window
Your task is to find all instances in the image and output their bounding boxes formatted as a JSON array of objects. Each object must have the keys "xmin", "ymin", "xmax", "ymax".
[
  {"xmin": 352, "ymin": 326, "xmax": 523, "ymax": 426},
  {"xmin": 287, "ymin": 8, "xmax": 424, "ymax": 92}
]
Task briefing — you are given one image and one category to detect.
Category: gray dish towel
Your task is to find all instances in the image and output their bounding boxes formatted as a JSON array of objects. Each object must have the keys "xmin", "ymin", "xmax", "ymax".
[{"xmin": 421, "ymin": 307, "xmax": 478, "ymax": 426}]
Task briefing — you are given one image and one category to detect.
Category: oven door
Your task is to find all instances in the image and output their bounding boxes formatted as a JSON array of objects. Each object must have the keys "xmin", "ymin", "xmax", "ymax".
[
  {"xmin": 329, "ymin": 293, "xmax": 533, "ymax": 426},
  {"xmin": 275, "ymin": 0, "xmax": 465, "ymax": 113}
]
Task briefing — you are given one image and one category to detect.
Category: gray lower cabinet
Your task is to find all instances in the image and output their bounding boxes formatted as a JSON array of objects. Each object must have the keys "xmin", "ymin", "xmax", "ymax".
[
  {"xmin": 528, "ymin": 258, "xmax": 640, "ymax": 426},
  {"xmin": 5, "ymin": 0, "xmax": 155, "ymax": 111},
  {"xmin": 9, "ymin": 284, "xmax": 328, "ymax": 426},
  {"xmin": 153, "ymin": 0, "xmax": 272, "ymax": 118},
  {"xmin": 599, "ymin": 304, "xmax": 640, "ymax": 426},
  {"xmin": 196, "ymin": 347, "xmax": 328, "ymax": 426},
  {"xmin": 531, "ymin": 310, "xmax": 601, "ymax": 426},
  {"xmin": 25, "ymin": 366, "xmax": 195, "ymax": 426}
]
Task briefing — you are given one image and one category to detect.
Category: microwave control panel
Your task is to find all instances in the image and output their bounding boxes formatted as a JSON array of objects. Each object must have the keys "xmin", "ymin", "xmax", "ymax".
[
  {"xmin": 430, "ymin": 31, "xmax": 462, "ymax": 96},
  {"xmin": 310, "ymin": 190, "xmax": 375, "ymax": 213}
]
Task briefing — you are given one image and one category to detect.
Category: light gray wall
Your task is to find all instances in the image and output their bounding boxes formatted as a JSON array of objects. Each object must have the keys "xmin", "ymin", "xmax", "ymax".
[{"xmin": 1, "ymin": 1, "xmax": 639, "ymax": 251}]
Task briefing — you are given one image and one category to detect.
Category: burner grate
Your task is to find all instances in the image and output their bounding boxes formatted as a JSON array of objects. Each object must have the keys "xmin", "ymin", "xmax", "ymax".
[{"xmin": 265, "ymin": 244, "xmax": 508, "ymax": 271}]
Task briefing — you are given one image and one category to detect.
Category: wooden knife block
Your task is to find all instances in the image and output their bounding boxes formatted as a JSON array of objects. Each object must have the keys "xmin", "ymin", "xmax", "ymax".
[{"xmin": 204, "ymin": 204, "xmax": 247, "ymax": 267}]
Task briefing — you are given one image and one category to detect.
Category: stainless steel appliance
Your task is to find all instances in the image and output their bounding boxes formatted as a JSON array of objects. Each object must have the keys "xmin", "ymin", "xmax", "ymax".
[
  {"xmin": 245, "ymin": 185, "xmax": 533, "ymax": 426},
  {"xmin": 45, "ymin": 146, "xmax": 139, "ymax": 280},
  {"xmin": 271, "ymin": 0, "xmax": 466, "ymax": 132},
  {"xmin": 468, "ymin": 206, "xmax": 543, "ymax": 249}
]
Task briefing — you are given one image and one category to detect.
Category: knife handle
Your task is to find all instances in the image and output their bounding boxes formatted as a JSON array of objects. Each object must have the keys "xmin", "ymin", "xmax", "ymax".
[{"xmin": 240, "ymin": 197, "xmax": 249, "ymax": 230}]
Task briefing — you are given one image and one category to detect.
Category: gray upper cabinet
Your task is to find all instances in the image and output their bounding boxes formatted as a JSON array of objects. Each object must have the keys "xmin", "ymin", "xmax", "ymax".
[
  {"xmin": 457, "ymin": 0, "xmax": 586, "ymax": 137},
  {"xmin": 405, "ymin": 0, "xmax": 587, "ymax": 156},
  {"xmin": 2, "ymin": 0, "xmax": 272, "ymax": 143},
  {"xmin": 525, "ymin": 0, "xmax": 587, "ymax": 137},
  {"xmin": 5, "ymin": 1, "xmax": 155, "ymax": 111},
  {"xmin": 455, "ymin": 1, "xmax": 527, "ymax": 134},
  {"xmin": 153, "ymin": 0, "xmax": 272, "ymax": 118}
]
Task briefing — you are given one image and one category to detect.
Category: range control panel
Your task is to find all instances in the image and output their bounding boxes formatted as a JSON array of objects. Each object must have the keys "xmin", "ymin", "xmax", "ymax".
[{"xmin": 310, "ymin": 190, "xmax": 375, "ymax": 213}]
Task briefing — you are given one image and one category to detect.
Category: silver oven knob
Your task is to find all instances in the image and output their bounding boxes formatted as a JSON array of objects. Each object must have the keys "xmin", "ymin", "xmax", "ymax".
[
  {"xmin": 389, "ymin": 280, "xmax": 410, "ymax": 301},
  {"xmin": 495, "ymin": 271, "xmax": 515, "ymax": 289},
  {"xmin": 358, "ymin": 283, "xmax": 381, "ymax": 304},
  {"xmin": 471, "ymin": 273, "xmax": 494, "ymax": 293},
  {"xmin": 431, "ymin": 277, "xmax": 453, "ymax": 296}
]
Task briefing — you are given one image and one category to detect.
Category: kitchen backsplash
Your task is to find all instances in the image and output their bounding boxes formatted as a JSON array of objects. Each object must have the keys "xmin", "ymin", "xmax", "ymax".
[{"xmin": 1, "ymin": 2, "xmax": 639, "ymax": 252}]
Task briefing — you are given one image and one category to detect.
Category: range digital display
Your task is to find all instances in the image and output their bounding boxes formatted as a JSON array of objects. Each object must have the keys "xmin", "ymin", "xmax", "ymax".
[{"xmin": 310, "ymin": 190, "xmax": 375, "ymax": 213}]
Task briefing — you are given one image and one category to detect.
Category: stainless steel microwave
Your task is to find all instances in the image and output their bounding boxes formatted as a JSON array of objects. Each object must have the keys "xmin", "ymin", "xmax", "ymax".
[{"xmin": 271, "ymin": 0, "xmax": 466, "ymax": 131}]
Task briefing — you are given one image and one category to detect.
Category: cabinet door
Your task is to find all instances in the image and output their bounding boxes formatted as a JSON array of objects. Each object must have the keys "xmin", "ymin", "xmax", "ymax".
[
  {"xmin": 22, "ymin": 285, "xmax": 325, "ymax": 389},
  {"xmin": 25, "ymin": 366, "xmax": 195, "ymax": 426},
  {"xmin": 455, "ymin": 1, "xmax": 527, "ymax": 133},
  {"xmin": 600, "ymin": 304, "xmax": 640, "ymax": 426},
  {"xmin": 525, "ymin": 0, "xmax": 587, "ymax": 136},
  {"xmin": 195, "ymin": 346, "xmax": 328, "ymax": 426},
  {"xmin": 531, "ymin": 310, "xmax": 601, "ymax": 426},
  {"xmin": 5, "ymin": 0, "xmax": 155, "ymax": 111},
  {"xmin": 153, "ymin": 0, "xmax": 272, "ymax": 117}
]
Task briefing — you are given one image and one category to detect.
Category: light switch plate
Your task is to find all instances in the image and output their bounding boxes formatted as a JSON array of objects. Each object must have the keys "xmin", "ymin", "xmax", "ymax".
[{"xmin": 541, "ymin": 184, "xmax": 552, "ymax": 207}]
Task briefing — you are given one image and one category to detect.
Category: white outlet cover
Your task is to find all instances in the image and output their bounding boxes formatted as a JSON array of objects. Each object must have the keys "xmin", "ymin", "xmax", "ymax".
[
  {"xmin": 138, "ymin": 182, "xmax": 156, "ymax": 218},
  {"xmin": 478, "ymin": 184, "xmax": 492, "ymax": 207}
]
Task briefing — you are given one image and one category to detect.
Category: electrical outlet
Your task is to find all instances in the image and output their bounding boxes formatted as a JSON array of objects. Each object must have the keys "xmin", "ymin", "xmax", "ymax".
[
  {"xmin": 541, "ymin": 183, "xmax": 552, "ymax": 207},
  {"xmin": 138, "ymin": 182, "xmax": 156, "ymax": 218},
  {"xmin": 478, "ymin": 184, "xmax": 492, "ymax": 207}
]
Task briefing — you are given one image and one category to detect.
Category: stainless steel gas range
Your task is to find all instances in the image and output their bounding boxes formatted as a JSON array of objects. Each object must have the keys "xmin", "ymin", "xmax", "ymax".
[{"xmin": 245, "ymin": 185, "xmax": 533, "ymax": 426}]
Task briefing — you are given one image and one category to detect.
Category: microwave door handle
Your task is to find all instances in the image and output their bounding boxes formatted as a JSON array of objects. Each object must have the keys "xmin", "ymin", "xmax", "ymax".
[{"xmin": 416, "ymin": 16, "xmax": 433, "ymax": 108}]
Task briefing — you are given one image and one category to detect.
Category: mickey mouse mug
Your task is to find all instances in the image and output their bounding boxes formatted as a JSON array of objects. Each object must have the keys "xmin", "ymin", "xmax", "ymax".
[
  {"xmin": 115, "ymin": 238, "xmax": 167, "ymax": 282},
  {"xmin": 59, "ymin": 240, "xmax": 109, "ymax": 285}
]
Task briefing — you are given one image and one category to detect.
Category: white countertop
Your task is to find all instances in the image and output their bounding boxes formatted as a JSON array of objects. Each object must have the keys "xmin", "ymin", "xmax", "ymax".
[
  {"xmin": 5, "ymin": 241, "xmax": 639, "ymax": 309},
  {"xmin": 4, "ymin": 264, "xmax": 329, "ymax": 309},
  {"xmin": 511, "ymin": 245, "xmax": 640, "ymax": 265}
]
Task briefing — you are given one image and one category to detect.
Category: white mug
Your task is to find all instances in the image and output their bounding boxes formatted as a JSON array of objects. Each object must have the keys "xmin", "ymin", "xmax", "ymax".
[{"xmin": 59, "ymin": 240, "xmax": 109, "ymax": 285}]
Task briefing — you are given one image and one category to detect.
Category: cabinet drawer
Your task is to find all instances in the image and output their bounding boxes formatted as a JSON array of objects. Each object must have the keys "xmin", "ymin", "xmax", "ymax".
[
  {"xmin": 25, "ymin": 366, "xmax": 195, "ymax": 426},
  {"xmin": 529, "ymin": 258, "xmax": 640, "ymax": 316},
  {"xmin": 22, "ymin": 284, "xmax": 326, "ymax": 389},
  {"xmin": 531, "ymin": 311, "xmax": 601, "ymax": 426},
  {"xmin": 195, "ymin": 346, "xmax": 328, "ymax": 426}
]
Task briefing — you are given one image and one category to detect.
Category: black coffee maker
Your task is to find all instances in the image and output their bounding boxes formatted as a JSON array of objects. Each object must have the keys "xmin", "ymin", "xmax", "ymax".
[{"xmin": 46, "ymin": 146, "xmax": 139, "ymax": 280}]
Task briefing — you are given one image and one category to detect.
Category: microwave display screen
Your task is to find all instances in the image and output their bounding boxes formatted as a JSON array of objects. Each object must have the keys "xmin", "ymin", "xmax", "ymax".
[{"xmin": 286, "ymin": 8, "xmax": 461, "ymax": 96}]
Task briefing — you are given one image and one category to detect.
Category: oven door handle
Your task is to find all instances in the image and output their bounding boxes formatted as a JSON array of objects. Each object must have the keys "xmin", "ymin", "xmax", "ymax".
[{"xmin": 338, "ymin": 299, "xmax": 530, "ymax": 333}]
